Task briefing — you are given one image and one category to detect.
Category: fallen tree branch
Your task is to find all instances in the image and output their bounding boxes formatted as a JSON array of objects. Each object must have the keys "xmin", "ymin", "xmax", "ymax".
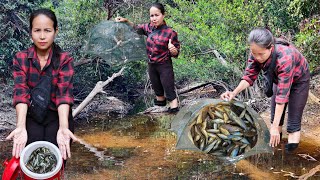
[
  {"xmin": 74, "ymin": 58, "xmax": 95, "ymax": 67},
  {"xmin": 178, "ymin": 81, "xmax": 230, "ymax": 95},
  {"xmin": 297, "ymin": 154, "xmax": 318, "ymax": 161},
  {"xmin": 74, "ymin": 57, "xmax": 103, "ymax": 67},
  {"xmin": 298, "ymin": 164, "xmax": 320, "ymax": 180},
  {"xmin": 72, "ymin": 67, "xmax": 125, "ymax": 117},
  {"xmin": 308, "ymin": 91, "xmax": 320, "ymax": 105}
]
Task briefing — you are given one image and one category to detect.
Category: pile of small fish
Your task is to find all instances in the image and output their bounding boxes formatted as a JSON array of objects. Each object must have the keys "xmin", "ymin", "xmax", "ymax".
[
  {"xmin": 25, "ymin": 147, "xmax": 57, "ymax": 174},
  {"xmin": 188, "ymin": 101, "xmax": 258, "ymax": 157}
]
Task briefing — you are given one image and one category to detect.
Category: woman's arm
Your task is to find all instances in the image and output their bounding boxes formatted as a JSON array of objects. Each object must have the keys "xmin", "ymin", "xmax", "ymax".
[
  {"xmin": 269, "ymin": 53, "xmax": 295, "ymax": 147},
  {"xmin": 232, "ymin": 80, "xmax": 250, "ymax": 96},
  {"xmin": 6, "ymin": 103, "xmax": 28, "ymax": 158},
  {"xmin": 56, "ymin": 104, "xmax": 77, "ymax": 160},
  {"xmin": 57, "ymin": 104, "xmax": 69, "ymax": 129},
  {"xmin": 115, "ymin": 17, "xmax": 147, "ymax": 35},
  {"xmin": 55, "ymin": 54, "xmax": 78, "ymax": 160},
  {"xmin": 220, "ymin": 80, "xmax": 250, "ymax": 101},
  {"xmin": 7, "ymin": 54, "xmax": 29, "ymax": 158},
  {"xmin": 115, "ymin": 17, "xmax": 134, "ymax": 27},
  {"xmin": 269, "ymin": 103, "xmax": 285, "ymax": 147}
]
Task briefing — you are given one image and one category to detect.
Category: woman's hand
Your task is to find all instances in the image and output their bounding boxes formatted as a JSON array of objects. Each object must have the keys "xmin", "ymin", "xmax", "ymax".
[
  {"xmin": 168, "ymin": 39, "xmax": 178, "ymax": 56},
  {"xmin": 57, "ymin": 128, "xmax": 78, "ymax": 160},
  {"xmin": 115, "ymin": 17, "xmax": 127, "ymax": 22},
  {"xmin": 6, "ymin": 127, "xmax": 28, "ymax": 158},
  {"xmin": 220, "ymin": 91, "xmax": 236, "ymax": 101},
  {"xmin": 269, "ymin": 125, "xmax": 280, "ymax": 147}
]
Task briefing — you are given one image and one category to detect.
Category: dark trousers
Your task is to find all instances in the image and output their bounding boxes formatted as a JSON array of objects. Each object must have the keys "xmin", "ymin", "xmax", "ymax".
[
  {"xmin": 148, "ymin": 60, "xmax": 176, "ymax": 101},
  {"xmin": 271, "ymin": 72, "xmax": 310, "ymax": 133},
  {"xmin": 26, "ymin": 109, "xmax": 74, "ymax": 147}
]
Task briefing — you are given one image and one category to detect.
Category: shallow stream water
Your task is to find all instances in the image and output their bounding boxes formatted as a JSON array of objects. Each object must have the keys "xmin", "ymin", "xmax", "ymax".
[{"xmin": 1, "ymin": 113, "xmax": 319, "ymax": 179}]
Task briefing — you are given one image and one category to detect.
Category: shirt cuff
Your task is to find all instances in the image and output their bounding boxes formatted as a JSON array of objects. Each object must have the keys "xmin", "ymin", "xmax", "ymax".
[
  {"xmin": 13, "ymin": 99, "xmax": 30, "ymax": 107},
  {"xmin": 275, "ymin": 96, "xmax": 289, "ymax": 104},
  {"xmin": 56, "ymin": 96, "xmax": 74, "ymax": 107}
]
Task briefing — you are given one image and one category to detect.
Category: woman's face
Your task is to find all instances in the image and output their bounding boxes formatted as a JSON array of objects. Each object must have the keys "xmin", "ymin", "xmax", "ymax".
[
  {"xmin": 250, "ymin": 42, "xmax": 273, "ymax": 63},
  {"xmin": 149, "ymin": 7, "xmax": 165, "ymax": 27},
  {"xmin": 31, "ymin": 14, "xmax": 57, "ymax": 52}
]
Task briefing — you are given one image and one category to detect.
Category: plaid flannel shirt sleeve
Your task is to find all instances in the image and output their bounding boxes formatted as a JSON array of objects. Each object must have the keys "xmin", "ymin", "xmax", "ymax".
[
  {"xmin": 13, "ymin": 53, "xmax": 31, "ymax": 107},
  {"xmin": 241, "ymin": 57, "xmax": 261, "ymax": 86},
  {"xmin": 170, "ymin": 31, "xmax": 180, "ymax": 58},
  {"xmin": 55, "ymin": 53, "xmax": 74, "ymax": 107},
  {"xmin": 274, "ymin": 55, "xmax": 295, "ymax": 104},
  {"xmin": 135, "ymin": 23, "xmax": 148, "ymax": 36}
]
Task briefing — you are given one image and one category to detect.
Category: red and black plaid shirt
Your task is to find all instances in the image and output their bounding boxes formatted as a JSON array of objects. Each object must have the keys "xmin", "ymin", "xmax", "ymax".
[
  {"xmin": 242, "ymin": 44, "xmax": 309, "ymax": 103},
  {"xmin": 135, "ymin": 21, "xmax": 180, "ymax": 63},
  {"xmin": 13, "ymin": 45, "xmax": 74, "ymax": 110}
]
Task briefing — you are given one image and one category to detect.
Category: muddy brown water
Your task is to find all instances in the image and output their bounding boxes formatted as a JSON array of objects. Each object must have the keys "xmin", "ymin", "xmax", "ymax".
[{"xmin": 1, "ymin": 114, "xmax": 319, "ymax": 179}]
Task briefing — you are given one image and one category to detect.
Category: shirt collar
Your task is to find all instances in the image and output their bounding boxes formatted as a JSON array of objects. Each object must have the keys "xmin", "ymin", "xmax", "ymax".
[
  {"xmin": 151, "ymin": 21, "xmax": 167, "ymax": 30},
  {"xmin": 28, "ymin": 44, "xmax": 53, "ymax": 59},
  {"xmin": 27, "ymin": 44, "xmax": 53, "ymax": 70},
  {"xmin": 27, "ymin": 45, "xmax": 37, "ymax": 60}
]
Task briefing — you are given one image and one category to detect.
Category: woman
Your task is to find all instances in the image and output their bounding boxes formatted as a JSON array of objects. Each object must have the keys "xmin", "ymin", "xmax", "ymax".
[
  {"xmin": 221, "ymin": 28, "xmax": 310, "ymax": 152},
  {"xmin": 115, "ymin": 2, "xmax": 181, "ymax": 113},
  {"xmin": 6, "ymin": 8, "xmax": 78, "ymax": 160}
]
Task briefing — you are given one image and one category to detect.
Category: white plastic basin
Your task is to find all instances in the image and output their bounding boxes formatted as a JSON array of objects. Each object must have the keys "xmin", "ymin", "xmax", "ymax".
[{"xmin": 20, "ymin": 141, "xmax": 62, "ymax": 179}]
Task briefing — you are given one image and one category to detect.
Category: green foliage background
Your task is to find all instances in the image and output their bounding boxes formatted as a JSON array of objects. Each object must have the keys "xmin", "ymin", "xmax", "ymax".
[{"xmin": 0, "ymin": 0, "xmax": 319, "ymax": 99}]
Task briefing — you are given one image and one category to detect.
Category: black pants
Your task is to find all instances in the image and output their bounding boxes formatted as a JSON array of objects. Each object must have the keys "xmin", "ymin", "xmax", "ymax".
[
  {"xmin": 148, "ymin": 60, "xmax": 176, "ymax": 101},
  {"xmin": 271, "ymin": 72, "xmax": 310, "ymax": 133},
  {"xmin": 26, "ymin": 109, "xmax": 74, "ymax": 147}
]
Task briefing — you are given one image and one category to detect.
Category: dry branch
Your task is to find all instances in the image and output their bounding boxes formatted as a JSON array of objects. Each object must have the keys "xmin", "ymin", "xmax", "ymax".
[
  {"xmin": 308, "ymin": 91, "xmax": 320, "ymax": 104},
  {"xmin": 298, "ymin": 164, "xmax": 320, "ymax": 180},
  {"xmin": 178, "ymin": 81, "xmax": 230, "ymax": 95},
  {"xmin": 74, "ymin": 58, "xmax": 95, "ymax": 67},
  {"xmin": 72, "ymin": 67, "xmax": 125, "ymax": 117}
]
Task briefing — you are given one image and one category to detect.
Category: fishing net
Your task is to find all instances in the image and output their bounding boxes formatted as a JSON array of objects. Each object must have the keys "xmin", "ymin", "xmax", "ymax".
[
  {"xmin": 170, "ymin": 98, "xmax": 273, "ymax": 163},
  {"xmin": 83, "ymin": 20, "xmax": 147, "ymax": 66}
]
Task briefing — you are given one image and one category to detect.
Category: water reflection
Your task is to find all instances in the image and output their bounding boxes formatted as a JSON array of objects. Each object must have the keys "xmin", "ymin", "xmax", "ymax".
[
  {"xmin": 64, "ymin": 114, "xmax": 240, "ymax": 179},
  {"xmin": 1, "ymin": 114, "xmax": 319, "ymax": 179},
  {"xmin": 64, "ymin": 114, "xmax": 320, "ymax": 179}
]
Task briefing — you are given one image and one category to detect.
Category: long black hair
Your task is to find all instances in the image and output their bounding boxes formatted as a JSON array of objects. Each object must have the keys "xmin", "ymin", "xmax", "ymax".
[
  {"xmin": 248, "ymin": 28, "xmax": 290, "ymax": 49},
  {"xmin": 29, "ymin": 8, "xmax": 61, "ymax": 69},
  {"xmin": 150, "ymin": 2, "xmax": 165, "ymax": 14}
]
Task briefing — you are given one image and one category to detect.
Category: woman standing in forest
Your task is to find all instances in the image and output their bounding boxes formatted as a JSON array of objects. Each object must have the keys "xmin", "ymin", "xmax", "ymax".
[
  {"xmin": 6, "ymin": 8, "xmax": 78, "ymax": 160},
  {"xmin": 115, "ymin": 2, "xmax": 181, "ymax": 113},
  {"xmin": 221, "ymin": 28, "xmax": 310, "ymax": 152}
]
